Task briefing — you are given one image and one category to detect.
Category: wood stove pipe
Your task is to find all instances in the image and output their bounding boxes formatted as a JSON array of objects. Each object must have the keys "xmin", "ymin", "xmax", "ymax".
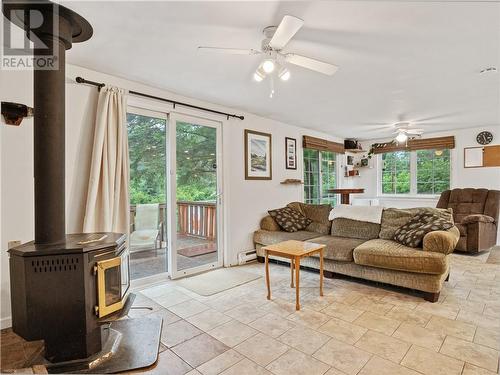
[{"xmin": 2, "ymin": 1, "xmax": 93, "ymax": 244}]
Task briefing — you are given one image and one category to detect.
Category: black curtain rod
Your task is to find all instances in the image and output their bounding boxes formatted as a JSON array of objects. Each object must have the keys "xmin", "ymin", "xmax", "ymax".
[{"xmin": 75, "ymin": 76, "xmax": 244, "ymax": 120}]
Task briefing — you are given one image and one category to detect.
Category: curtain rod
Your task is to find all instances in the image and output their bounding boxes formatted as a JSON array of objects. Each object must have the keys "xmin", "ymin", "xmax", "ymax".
[{"xmin": 75, "ymin": 76, "xmax": 244, "ymax": 120}]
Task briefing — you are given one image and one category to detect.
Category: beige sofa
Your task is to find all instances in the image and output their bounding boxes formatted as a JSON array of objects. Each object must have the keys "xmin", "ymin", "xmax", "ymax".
[{"xmin": 253, "ymin": 202, "xmax": 460, "ymax": 302}]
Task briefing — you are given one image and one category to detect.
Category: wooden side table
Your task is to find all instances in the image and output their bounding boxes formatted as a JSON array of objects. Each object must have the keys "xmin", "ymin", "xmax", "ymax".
[
  {"xmin": 262, "ymin": 240, "xmax": 326, "ymax": 310},
  {"xmin": 328, "ymin": 188, "xmax": 365, "ymax": 204}
]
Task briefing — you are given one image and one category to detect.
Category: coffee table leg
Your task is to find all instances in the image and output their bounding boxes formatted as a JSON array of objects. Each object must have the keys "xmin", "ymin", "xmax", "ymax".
[
  {"xmin": 295, "ymin": 256, "xmax": 300, "ymax": 310},
  {"xmin": 290, "ymin": 258, "xmax": 294, "ymax": 288},
  {"xmin": 319, "ymin": 249, "xmax": 324, "ymax": 297},
  {"xmin": 265, "ymin": 252, "xmax": 271, "ymax": 300}
]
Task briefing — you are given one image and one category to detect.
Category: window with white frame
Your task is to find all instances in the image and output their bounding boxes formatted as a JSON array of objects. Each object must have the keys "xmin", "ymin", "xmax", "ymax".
[
  {"xmin": 303, "ymin": 149, "xmax": 337, "ymax": 205},
  {"xmin": 380, "ymin": 149, "xmax": 450, "ymax": 195}
]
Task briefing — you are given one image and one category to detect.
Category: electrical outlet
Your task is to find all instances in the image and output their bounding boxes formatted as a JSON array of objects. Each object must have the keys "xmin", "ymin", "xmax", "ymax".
[{"xmin": 8, "ymin": 240, "xmax": 21, "ymax": 249}]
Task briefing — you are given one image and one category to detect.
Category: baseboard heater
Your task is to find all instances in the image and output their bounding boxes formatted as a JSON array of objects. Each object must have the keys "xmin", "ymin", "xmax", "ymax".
[{"xmin": 238, "ymin": 250, "xmax": 257, "ymax": 265}]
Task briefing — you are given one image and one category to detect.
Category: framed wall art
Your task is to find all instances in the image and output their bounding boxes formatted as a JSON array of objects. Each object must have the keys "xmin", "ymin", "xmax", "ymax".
[
  {"xmin": 285, "ymin": 137, "xmax": 297, "ymax": 170},
  {"xmin": 244, "ymin": 129, "xmax": 272, "ymax": 180}
]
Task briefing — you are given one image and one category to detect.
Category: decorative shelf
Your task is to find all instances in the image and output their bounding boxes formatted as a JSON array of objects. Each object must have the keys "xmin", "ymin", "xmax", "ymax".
[
  {"xmin": 345, "ymin": 149, "xmax": 367, "ymax": 154},
  {"xmin": 280, "ymin": 179, "xmax": 303, "ymax": 185}
]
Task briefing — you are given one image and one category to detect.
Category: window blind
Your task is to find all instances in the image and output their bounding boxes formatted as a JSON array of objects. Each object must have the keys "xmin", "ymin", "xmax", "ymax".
[
  {"xmin": 372, "ymin": 136, "xmax": 455, "ymax": 154},
  {"xmin": 303, "ymin": 135, "xmax": 345, "ymax": 154}
]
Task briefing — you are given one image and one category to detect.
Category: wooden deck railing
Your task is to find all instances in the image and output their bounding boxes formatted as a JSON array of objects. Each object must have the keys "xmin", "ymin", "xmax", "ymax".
[
  {"xmin": 177, "ymin": 201, "xmax": 217, "ymax": 240},
  {"xmin": 130, "ymin": 201, "xmax": 216, "ymax": 240}
]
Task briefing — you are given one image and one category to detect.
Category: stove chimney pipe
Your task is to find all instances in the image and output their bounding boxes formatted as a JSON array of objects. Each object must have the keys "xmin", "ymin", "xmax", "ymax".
[{"xmin": 2, "ymin": 0, "xmax": 93, "ymax": 244}]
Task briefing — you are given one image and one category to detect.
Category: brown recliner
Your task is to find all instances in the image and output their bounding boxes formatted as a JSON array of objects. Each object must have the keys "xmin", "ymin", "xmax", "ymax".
[{"xmin": 437, "ymin": 188, "xmax": 500, "ymax": 253}]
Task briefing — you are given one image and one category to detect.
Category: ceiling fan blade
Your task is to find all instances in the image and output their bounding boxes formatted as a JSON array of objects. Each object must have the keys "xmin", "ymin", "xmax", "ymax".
[
  {"xmin": 285, "ymin": 54, "xmax": 338, "ymax": 75},
  {"xmin": 269, "ymin": 15, "xmax": 304, "ymax": 50},
  {"xmin": 197, "ymin": 47, "xmax": 261, "ymax": 55},
  {"xmin": 407, "ymin": 129, "xmax": 424, "ymax": 134}
]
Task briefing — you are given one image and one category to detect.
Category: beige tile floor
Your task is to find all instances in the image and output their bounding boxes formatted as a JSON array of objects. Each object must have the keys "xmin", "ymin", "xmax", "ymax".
[{"xmin": 2, "ymin": 251, "xmax": 500, "ymax": 375}]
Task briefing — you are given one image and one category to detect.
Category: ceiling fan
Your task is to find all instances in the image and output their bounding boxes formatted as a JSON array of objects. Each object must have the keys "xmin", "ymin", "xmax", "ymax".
[
  {"xmin": 198, "ymin": 15, "xmax": 338, "ymax": 94},
  {"xmin": 393, "ymin": 122, "xmax": 424, "ymax": 143}
]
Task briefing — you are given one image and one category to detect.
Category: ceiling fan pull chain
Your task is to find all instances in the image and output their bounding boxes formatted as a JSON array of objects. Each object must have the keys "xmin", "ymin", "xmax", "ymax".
[{"xmin": 269, "ymin": 75, "xmax": 275, "ymax": 98}]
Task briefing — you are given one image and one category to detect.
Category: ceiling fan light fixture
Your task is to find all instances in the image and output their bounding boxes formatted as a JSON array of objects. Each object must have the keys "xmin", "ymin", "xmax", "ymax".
[
  {"xmin": 396, "ymin": 132, "xmax": 408, "ymax": 143},
  {"xmin": 253, "ymin": 70, "xmax": 265, "ymax": 82},
  {"xmin": 278, "ymin": 67, "xmax": 290, "ymax": 81},
  {"xmin": 262, "ymin": 59, "xmax": 275, "ymax": 74}
]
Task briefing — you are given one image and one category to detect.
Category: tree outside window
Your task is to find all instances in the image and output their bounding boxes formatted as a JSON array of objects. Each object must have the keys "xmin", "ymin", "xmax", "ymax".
[{"xmin": 381, "ymin": 149, "xmax": 450, "ymax": 195}]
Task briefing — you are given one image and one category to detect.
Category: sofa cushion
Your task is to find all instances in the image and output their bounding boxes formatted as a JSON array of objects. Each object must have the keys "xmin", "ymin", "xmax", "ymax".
[
  {"xmin": 307, "ymin": 235, "xmax": 367, "ymax": 262},
  {"xmin": 353, "ymin": 239, "xmax": 448, "ymax": 274},
  {"xmin": 268, "ymin": 207, "xmax": 312, "ymax": 232},
  {"xmin": 379, "ymin": 207, "xmax": 453, "ymax": 240},
  {"xmin": 287, "ymin": 202, "xmax": 332, "ymax": 235},
  {"xmin": 331, "ymin": 218, "xmax": 380, "ymax": 240},
  {"xmin": 253, "ymin": 230, "xmax": 320, "ymax": 246},
  {"xmin": 394, "ymin": 213, "xmax": 454, "ymax": 248}
]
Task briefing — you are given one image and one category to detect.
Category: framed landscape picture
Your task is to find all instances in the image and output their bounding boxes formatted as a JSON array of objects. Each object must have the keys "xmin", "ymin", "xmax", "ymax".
[
  {"xmin": 244, "ymin": 129, "xmax": 272, "ymax": 180},
  {"xmin": 285, "ymin": 137, "xmax": 297, "ymax": 170}
]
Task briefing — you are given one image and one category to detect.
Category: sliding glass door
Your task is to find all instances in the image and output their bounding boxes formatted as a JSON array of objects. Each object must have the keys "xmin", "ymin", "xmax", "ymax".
[
  {"xmin": 127, "ymin": 107, "xmax": 168, "ymax": 280},
  {"xmin": 168, "ymin": 114, "xmax": 223, "ymax": 278}
]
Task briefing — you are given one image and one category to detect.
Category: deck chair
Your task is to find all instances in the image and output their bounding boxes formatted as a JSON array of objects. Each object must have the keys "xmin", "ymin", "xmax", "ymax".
[{"xmin": 130, "ymin": 203, "xmax": 162, "ymax": 253}]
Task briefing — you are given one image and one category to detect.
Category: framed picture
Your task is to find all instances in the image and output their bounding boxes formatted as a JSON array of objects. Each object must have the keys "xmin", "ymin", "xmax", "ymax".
[
  {"xmin": 244, "ymin": 129, "xmax": 272, "ymax": 180},
  {"xmin": 285, "ymin": 137, "xmax": 297, "ymax": 170}
]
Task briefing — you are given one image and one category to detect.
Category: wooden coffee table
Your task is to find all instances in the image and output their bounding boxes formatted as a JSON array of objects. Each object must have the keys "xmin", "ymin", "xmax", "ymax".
[{"xmin": 262, "ymin": 240, "xmax": 326, "ymax": 310}]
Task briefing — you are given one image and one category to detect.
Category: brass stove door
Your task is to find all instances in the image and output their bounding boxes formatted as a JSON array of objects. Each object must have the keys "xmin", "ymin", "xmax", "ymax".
[{"xmin": 96, "ymin": 257, "xmax": 123, "ymax": 318}]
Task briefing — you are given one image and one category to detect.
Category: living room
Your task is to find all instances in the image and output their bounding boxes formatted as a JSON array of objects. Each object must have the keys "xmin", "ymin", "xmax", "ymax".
[{"xmin": 1, "ymin": 1, "xmax": 499, "ymax": 374}]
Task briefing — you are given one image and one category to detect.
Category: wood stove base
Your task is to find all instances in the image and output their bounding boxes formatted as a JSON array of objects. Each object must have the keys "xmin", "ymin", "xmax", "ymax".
[{"xmin": 30, "ymin": 316, "xmax": 162, "ymax": 374}]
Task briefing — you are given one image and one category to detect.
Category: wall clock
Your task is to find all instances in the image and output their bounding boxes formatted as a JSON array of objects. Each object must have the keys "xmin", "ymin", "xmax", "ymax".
[{"xmin": 476, "ymin": 131, "xmax": 493, "ymax": 145}]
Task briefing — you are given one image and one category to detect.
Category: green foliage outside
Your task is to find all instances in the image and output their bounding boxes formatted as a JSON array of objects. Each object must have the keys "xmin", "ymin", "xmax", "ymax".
[
  {"xmin": 416, "ymin": 149, "xmax": 450, "ymax": 194},
  {"xmin": 128, "ymin": 113, "xmax": 166, "ymax": 204},
  {"xmin": 176, "ymin": 122, "xmax": 217, "ymax": 202},
  {"xmin": 382, "ymin": 151, "xmax": 411, "ymax": 194},
  {"xmin": 382, "ymin": 149, "xmax": 450, "ymax": 194},
  {"xmin": 128, "ymin": 114, "xmax": 217, "ymax": 205}
]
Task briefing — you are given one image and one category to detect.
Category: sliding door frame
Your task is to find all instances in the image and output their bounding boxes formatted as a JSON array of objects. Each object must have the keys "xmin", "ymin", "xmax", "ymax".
[{"xmin": 167, "ymin": 112, "xmax": 224, "ymax": 279}]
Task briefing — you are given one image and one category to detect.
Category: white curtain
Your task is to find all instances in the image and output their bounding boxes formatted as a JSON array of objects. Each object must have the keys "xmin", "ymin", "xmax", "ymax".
[{"xmin": 83, "ymin": 86, "xmax": 129, "ymax": 234}]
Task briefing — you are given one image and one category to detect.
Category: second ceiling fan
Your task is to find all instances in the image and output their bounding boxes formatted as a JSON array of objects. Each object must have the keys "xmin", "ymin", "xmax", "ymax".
[{"xmin": 198, "ymin": 15, "xmax": 338, "ymax": 92}]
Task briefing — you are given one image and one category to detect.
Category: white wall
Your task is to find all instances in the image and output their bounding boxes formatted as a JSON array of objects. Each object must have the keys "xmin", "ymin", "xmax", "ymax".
[{"xmin": 0, "ymin": 64, "xmax": 341, "ymax": 328}]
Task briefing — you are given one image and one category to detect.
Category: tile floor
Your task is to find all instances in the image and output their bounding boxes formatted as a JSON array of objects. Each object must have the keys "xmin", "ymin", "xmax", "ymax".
[{"xmin": 2, "ymin": 250, "xmax": 500, "ymax": 375}]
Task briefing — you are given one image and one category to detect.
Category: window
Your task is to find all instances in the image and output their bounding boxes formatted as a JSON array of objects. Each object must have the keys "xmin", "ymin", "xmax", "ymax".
[
  {"xmin": 380, "ymin": 149, "xmax": 450, "ymax": 195},
  {"xmin": 303, "ymin": 149, "xmax": 337, "ymax": 205},
  {"xmin": 381, "ymin": 151, "xmax": 410, "ymax": 194},
  {"xmin": 417, "ymin": 149, "xmax": 451, "ymax": 194}
]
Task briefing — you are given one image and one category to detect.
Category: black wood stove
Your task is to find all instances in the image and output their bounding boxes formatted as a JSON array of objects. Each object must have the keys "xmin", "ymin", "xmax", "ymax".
[{"xmin": 9, "ymin": 233, "xmax": 129, "ymax": 362}]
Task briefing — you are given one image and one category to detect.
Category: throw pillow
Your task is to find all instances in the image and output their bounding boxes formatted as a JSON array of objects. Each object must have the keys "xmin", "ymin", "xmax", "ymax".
[
  {"xmin": 268, "ymin": 207, "xmax": 312, "ymax": 233},
  {"xmin": 379, "ymin": 207, "xmax": 453, "ymax": 240},
  {"xmin": 394, "ymin": 212, "xmax": 454, "ymax": 248}
]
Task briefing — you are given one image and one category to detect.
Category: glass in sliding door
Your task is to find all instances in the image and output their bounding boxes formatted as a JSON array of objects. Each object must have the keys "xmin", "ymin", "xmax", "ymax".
[
  {"xmin": 169, "ymin": 114, "xmax": 222, "ymax": 278},
  {"xmin": 127, "ymin": 107, "xmax": 168, "ymax": 280}
]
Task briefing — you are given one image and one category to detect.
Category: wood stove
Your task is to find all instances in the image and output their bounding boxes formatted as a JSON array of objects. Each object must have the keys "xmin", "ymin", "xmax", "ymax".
[{"xmin": 9, "ymin": 233, "xmax": 130, "ymax": 362}]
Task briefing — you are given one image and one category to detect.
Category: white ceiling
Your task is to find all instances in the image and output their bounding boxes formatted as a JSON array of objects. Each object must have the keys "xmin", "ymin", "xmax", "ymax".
[{"xmin": 63, "ymin": 1, "xmax": 500, "ymax": 139}]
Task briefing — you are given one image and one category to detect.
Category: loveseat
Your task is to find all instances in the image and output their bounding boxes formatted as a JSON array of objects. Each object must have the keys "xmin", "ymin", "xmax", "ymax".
[
  {"xmin": 437, "ymin": 188, "xmax": 500, "ymax": 253},
  {"xmin": 253, "ymin": 202, "xmax": 460, "ymax": 302}
]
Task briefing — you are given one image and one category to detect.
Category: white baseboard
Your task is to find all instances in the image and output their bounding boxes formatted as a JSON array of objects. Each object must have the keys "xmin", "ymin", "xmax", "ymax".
[{"xmin": 1, "ymin": 316, "xmax": 12, "ymax": 329}]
